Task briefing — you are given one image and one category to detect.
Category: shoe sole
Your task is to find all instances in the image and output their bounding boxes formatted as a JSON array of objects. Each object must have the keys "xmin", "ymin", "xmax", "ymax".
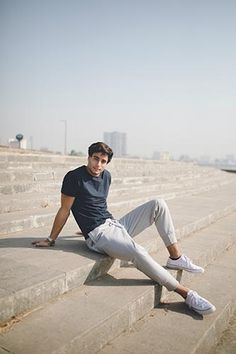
[
  {"xmin": 166, "ymin": 265, "xmax": 204, "ymax": 273},
  {"xmin": 191, "ymin": 305, "xmax": 216, "ymax": 316}
]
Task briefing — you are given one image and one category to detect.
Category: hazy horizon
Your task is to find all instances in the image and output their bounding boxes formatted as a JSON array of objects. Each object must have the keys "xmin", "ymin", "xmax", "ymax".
[{"xmin": 1, "ymin": 0, "xmax": 236, "ymax": 160}]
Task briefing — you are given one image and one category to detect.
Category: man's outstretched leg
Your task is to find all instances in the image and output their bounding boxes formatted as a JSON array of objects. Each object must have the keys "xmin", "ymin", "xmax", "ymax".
[
  {"xmin": 86, "ymin": 219, "xmax": 215, "ymax": 316},
  {"xmin": 119, "ymin": 199, "xmax": 204, "ymax": 273}
]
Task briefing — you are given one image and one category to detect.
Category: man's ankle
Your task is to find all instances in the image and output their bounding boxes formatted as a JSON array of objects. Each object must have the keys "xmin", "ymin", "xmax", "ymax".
[{"xmin": 170, "ymin": 255, "xmax": 182, "ymax": 260}]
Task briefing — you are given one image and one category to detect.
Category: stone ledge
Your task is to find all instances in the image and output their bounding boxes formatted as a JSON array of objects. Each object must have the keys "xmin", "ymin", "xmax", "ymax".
[
  {"xmin": 0, "ymin": 212, "xmax": 235, "ymax": 328},
  {"xmin": 97, "ymin": 246, "xmax": 236, "ymax": 354},
  {"xmin": 0, "ymin": 214, "xmax": 235, "ymax": 354}
]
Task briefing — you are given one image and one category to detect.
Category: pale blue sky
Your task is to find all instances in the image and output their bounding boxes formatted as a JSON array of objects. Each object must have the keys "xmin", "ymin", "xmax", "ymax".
[{"xmin": 1, "ymin": 0, "xmax": 235, "ymax": 159}]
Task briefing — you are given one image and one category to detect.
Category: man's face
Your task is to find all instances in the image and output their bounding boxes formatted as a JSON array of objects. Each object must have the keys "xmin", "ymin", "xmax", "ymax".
[{"xmin": 86, "ymin": 152, "xmax": 109, "ymax": 177}]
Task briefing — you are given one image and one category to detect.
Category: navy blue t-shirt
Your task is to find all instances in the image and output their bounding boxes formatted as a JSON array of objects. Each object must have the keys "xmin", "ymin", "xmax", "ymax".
[{"xmin": 61, "ymin": 165, "xmax": 113, "ymax": 238}]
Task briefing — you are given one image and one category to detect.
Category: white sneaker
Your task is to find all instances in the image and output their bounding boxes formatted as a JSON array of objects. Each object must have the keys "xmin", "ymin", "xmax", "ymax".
[
  {"xmin": 186, "ymin": 290, "xmax": 216, "ymax": 315},
  {"xmin": 166, "ymin": 254, "xmax": 204, "ymax": 273}
]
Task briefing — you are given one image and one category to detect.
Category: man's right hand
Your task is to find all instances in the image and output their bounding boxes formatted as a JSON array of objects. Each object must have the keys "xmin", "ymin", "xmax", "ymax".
[{"xmin": 32, "ymin": 239, "xmax": 51, "ymax": 247}]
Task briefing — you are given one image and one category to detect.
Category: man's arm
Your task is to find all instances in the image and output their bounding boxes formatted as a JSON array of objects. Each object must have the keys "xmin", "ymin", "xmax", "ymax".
[{"xmin": 32, "ymin": 193, "xmax": 75, "ymax": 247}]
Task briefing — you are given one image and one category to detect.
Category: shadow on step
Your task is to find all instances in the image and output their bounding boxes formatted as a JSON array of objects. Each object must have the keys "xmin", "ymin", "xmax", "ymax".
[
  {"xmin": 0, "ymin": 235, "xmax": 117, "ymax": 286},
  {"xmin": 158, "ymin": 301, "xmax": 203, "ymax": 320},
  {"xmin": 85, "ymin": 273, "xmax": 157, "ymax": 286},
  {"xmin": 0, "ymin": 235, "xmax": 104, "ymax": 261}
]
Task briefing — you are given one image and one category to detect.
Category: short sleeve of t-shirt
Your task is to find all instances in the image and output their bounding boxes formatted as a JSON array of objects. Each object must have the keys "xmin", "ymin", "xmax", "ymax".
[{"xmin": 61, "ymin": 170, "xmax": 80, "ymax": 197}]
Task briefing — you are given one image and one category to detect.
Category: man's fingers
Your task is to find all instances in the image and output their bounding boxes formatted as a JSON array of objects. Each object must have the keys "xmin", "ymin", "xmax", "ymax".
[
  {"xmin": 32, "ymin": 240, "xmax": 39, "ymax": 245},
  {"xmin": 32, "ymin": 240, "xmax": 43, "ymax": 245},
  {"xmin": 35, "ymin": 243, "xmax": 47, "ymax": 247},
  {"xmin": 35, "ymin": 242, "xmax": 45, "ymax": 247},
  {"xmin": 32, "ymin": 240, "xmax": 49, "ymax": 247}
]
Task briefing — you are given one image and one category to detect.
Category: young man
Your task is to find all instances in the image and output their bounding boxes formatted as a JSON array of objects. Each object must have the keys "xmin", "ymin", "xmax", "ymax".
[{"xmin": 32, "ymin": 142, "xmax": 216, "ymax": 316}]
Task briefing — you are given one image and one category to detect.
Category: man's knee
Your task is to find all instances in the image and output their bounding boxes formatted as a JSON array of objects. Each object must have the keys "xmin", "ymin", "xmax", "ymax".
[
  {"xmin": 153, "ymin": 198, "xmax": 167, "ymax": 209},
  {"xmin": 153, "ymin": 198, "xmax": 168, "ymax": 219}
]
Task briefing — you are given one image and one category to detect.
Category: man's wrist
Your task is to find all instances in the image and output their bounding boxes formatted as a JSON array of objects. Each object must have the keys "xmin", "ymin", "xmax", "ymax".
[{"xmin": 47, "ymin": 236, "xmax": 55, "ymax": 246}]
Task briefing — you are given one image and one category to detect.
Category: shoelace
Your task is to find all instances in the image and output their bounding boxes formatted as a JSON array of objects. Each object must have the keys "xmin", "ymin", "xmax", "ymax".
[
  {"xmin": 188, "ymin": 292, "xmax": 209, "ymax": 309},
  {"xmin": 182, "ymin": 255, "xmax": 192, "ymax": 265}
]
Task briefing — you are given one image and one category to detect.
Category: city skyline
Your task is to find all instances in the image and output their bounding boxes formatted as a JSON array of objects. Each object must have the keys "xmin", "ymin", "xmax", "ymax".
[
  {"xmin": 3, "ymin": 131, "xmax": 235, "ymax": 165},
  {"xmin": 1, "ymin": 1, "xmax": 236, "ymax": 159}
]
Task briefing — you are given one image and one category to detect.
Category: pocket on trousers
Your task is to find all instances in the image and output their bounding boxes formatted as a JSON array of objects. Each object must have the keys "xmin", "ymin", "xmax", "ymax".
[
  {"xmin": 88, "ymin": 227, "xmax": 103, "ymax": 243},
  {"xmin": 86, "ymin": 237, "xmax": 105, "ymax": 255}
]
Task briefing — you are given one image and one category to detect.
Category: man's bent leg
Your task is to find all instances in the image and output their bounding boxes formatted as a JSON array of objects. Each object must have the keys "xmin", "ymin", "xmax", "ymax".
[
  {"xmin": 119, "ymin": 200, "xmax": 204, "ymax": 272},
  {"xmin": 119, "ymin": 199, "xmax": 177, "ymax": 247}
]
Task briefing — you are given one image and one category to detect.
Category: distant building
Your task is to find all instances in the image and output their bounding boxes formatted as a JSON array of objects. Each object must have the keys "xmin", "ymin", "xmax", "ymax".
[
  {"xmin": 225, "ymin": 154, "xmax": 235, "ymax": 163},
  {"xmin": 103, "ymin": 131, "xmax": 127, "ymax": 157},
  {"xmin": 179, "ymin": 154, "xmax": 193, "ymax": 162},
  {"xmin": 199, "ymin": 155, "xmax": 211, "ymax": 164},
  {"xmin": 8, "ymin": 138, "xmax": 27, "ymax": 149},
  {"xmin": 152, "ymin": 151, "xmax": 170, "ymax": 161}
]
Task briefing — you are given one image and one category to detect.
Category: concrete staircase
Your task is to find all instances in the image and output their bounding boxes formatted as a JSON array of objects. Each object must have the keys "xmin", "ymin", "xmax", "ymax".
[
  {"xmin": 98, "ymin": 240, "xmax": 236, "ymax": 354},
  {"xmin": 0, "ymin": 148, "xmax": 236, "ymax": 354},
  {"xmin": 0, "ymin": 148, "xmax": 234, "ymax": 233}
]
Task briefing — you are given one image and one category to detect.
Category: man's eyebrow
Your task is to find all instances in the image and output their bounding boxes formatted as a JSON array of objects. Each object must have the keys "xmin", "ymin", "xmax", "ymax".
[{"xmin": 92, "ymin": 155, "xmax": 108, "ymax": 162}]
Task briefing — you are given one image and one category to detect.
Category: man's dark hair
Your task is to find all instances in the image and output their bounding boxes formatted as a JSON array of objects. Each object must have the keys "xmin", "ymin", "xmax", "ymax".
[{"xmin": 88, "ymin": 142, "xmax": 113, "ymax": 163}]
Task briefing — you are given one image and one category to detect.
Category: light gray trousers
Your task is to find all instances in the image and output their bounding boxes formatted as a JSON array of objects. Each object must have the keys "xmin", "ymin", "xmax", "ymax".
[{"xmin": 86, "ymin": 199, "xmax": 179, "ymax": 291}]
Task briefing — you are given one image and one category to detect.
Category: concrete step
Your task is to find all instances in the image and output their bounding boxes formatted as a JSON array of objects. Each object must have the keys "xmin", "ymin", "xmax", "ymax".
[
  {"xmin": 0, "ymin": 165, "xmax": 229, "ymax": 184},
  {"xmin": 108, "ymin": 177, "xmax": 235, "ymax": 207},
  {"xmin": 0, "ymin": 173, "xmax": 233, "ymax": 214},
  {"xmin": 0, "ymin": 149, "xmax": 197, "ymax": 168},
  {"xmin": 0, "ymin": 207, "xmax": 235, "ymax": 327},
  {"xmin": 0, "ymin": 170, "xmax": 58, "ymax": 184},
  {"xmin": 1, "ymin": 168, "xmax": 231, "ymax": 195},
  {"xmin": 0, "ymin": 149, "xmax": 230, "ymax": 180},
  {"xmin": 0, "ymin": 193, "xmax": 61, "ymax": 214},
  {"xmin": 0, "ymin": 151, "xmax": 85, "ymax": 165},
  {"xmin": 0, "ymin": 150, "xmax": 232, "ymax": 188},
  {"xmin": 0, "ymin": 212, "xmax": 235, "ymax": 354},
  {"xmin": 209, "ymin": 312, "xmax": 236, "ymax": 354},
  {"xmin": 0, "ymin": 207, "xmax": 58, "ymax": 235},
  {"xmin": 98, "ymin": 244, "xmax": 236, "ymax": 354},
  {"xmin": 0, "ymin": 149, "xmax": 223, "ymax": 176},
  {"xmin": 0, "ymin": 180, "xmax": 236, "ymax": 235}
]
